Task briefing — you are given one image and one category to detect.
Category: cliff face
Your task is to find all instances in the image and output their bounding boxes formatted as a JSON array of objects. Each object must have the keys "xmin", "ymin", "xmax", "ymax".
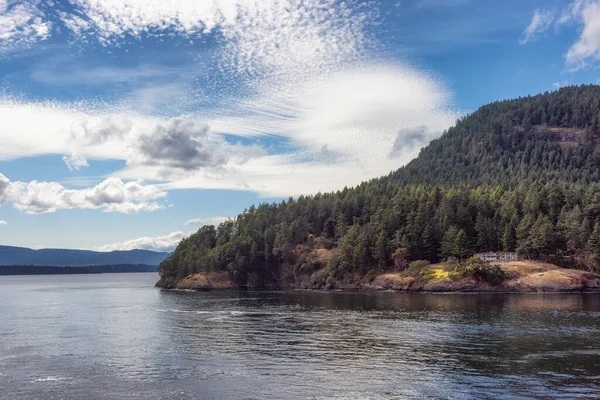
[{"xmin": 157, "ymin": 260, "xmax": 600, "ymax": 293}]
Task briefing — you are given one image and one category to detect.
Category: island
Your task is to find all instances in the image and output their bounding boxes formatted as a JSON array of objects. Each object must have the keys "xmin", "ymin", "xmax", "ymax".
[{"xmin": 157, "ymin": 85, "xmax": 600, "ymax": 293}]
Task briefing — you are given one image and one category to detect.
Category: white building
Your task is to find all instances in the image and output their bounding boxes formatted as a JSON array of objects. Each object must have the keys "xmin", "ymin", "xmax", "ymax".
[{"xmin": 475, "ymin": 252, "xmax": 518, "ymax": 262}]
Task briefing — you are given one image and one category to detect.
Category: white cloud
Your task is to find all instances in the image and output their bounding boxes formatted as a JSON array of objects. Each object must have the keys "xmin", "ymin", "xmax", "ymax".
[
  {"xmin": 150, "ymin": 64, "xmax": 456, "ymax": 197},
  {"xmin": 58, "ymin": 0, "xmax": 372, "ymax": 77},
  {"xmin": 564, "ymin": 0, "xmax": 600, "ymax": 69},
  {"xmin": 0, "ymin": 220, "xmax": 6, "ymax": 225},
  {"xmin": 0, "ymin": 174, "xmax": 166, "ymax": 214},
  {"xmin": 553, "ymin": 80, "xmax": 569, "ymax": 89},
  {"xmin": 62, "ymin": 153, "xmax": 90, "ymax": 171},
  {"xmin": 0, "ymin": 61, "xmax": 455, "ymax": 198},
  {"xmin": 0, "ymin": 0, "xmax": 51, "ymax": 50},
  {"xmin": 0, "ymin": 99, "xmax": 265, "ymax": 176},
  {"xmin": 524, "ymin": 1, "xmax": 600, "ymax": 69},
  {"xmin": 0, "ymin": 2, "xmax": 456, "ymax": 199},
  {"xmin": 185, "ymin": 216, "xmax": 229, "ymax": 226},
  {"xmin": 520, "ymin": 9, "xmax": 554, "ymax": 44},
  {"xmin": 1, "ymin": 1, "xmax": 373, "ymax": 83},
  {"xmin": 93, "ymin": 231, "xmax": 189, "ymax": 252}
]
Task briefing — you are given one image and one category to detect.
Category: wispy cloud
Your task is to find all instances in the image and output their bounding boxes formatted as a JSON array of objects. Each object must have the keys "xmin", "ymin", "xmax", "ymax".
[
  {"xmin": 0, "ymin": 60, "xmax": 456, "ymax": 198},
  {"xmin": 0, "ymin": 220, "xmax": 6, "ymax": 225},
  {"xmin": 31, "ymin": 64, "xmax": 186, "ymax": 86},
  {"xmin": 522, "ymin": 1, "xmax": 600, "ymax": 70},
  {"xmin": 520, "ymin": 9, "xmax": 554, "ymax": 44},
  {"xmin": 0, "ymin": 1, "xmax": 457, "ymax": 204},
  {"xmin": 62, "ymin": 153, "xmax": 89, "ymax": 171}
]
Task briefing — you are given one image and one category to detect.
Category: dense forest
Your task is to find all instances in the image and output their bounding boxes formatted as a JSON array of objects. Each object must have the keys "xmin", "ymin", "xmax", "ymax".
[
  {"xmin": 389, "ymin": 84, "xmax": 600, "ymax": 186},
  {"xmin": 158, "ymin": 85, "xmax": 600, "ymax": 289}
]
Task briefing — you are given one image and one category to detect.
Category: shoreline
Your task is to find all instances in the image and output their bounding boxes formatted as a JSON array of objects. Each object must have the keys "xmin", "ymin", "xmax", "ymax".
[
  {"xmin": 156, "ymin": 260, "xmax": 600, "ymax": 294},
  {"xmin": 157, "ymin": 286, "xmax": 600, "ymax": 294}
]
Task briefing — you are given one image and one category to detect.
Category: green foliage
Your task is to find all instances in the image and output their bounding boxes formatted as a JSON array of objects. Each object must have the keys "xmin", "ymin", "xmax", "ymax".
[
  {"xmin": 365, "ymin": 269, "xmax": 377, "ymax": 283},
  {"xmin": 406, "ymin": 260, "xmax": 431, "ymax": 276},
  {"xmin": 159, "ymin": 86, "xmax": 600, "ymax": 287},
  {"xmin": 392, "ymin": 247, "xmax": 408, "ymax": 270},
  {"xmin": 310, "ymin": 268, "xmax": 330, "ymax": 288},
  {"xmin": 440, "ymin": 226, "xmax": 458, "ymax": 260},
  {"xmin": 388, "ymin": 85, "xmax": 600, "ymax": 187},
  {"xmin": 458, "ymin": 258, "xmax": 507, "ymax": 285},
  {"xmin": 452, "ymin": 229, "xmax": 473, "ymax": 260}
]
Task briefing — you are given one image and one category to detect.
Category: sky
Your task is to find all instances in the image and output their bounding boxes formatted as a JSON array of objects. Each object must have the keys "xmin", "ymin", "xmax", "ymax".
[{"xmin": 0, "ymin": 0, "xmax": 599, "ymax": 252}]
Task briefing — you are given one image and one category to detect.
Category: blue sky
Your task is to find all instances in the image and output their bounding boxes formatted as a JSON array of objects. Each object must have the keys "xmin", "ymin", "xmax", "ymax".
[{"xmin": 0, "ymin": 0, "xmax": 599, "ymax": 251}]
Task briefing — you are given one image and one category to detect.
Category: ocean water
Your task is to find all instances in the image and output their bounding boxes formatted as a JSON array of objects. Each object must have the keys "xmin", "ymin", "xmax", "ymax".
[{"xmin": 1, "ymin": 273, "xmax": 599, "ymax": 399}]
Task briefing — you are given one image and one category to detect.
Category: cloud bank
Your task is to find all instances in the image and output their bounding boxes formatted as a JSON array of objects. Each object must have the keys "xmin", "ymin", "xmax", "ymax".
[{"xmin": 0, "ymin": 174, "xmax": 165, "ymax": 214}]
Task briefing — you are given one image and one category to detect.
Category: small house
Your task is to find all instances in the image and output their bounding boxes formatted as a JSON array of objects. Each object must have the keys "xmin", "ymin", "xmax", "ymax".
[{"xmin": 474, "ymin": 252, "xmax": 518, "ymax": 262}]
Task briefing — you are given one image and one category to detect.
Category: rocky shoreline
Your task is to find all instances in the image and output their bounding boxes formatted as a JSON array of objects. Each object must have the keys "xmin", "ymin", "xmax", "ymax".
[{"xmin": 156, "ymin": 261, "xmax": 600, "ymax": 293}]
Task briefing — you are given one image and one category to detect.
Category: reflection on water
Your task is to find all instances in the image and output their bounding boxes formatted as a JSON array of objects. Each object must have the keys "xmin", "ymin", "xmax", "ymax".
[{"xmin": 0, "ymin": 274, "xmax": 599, "ymax": 399}]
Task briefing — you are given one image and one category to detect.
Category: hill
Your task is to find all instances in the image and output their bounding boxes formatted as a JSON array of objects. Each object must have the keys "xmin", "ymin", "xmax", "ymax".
[
  {"xmin": 388, "ymin": 84, "xmax": 600, "ymax": 186},
  {"xmin": 0, "ymin": 245, "xmax": 168, "ymax": 267},
  {"xmin": 157, "ymin": 85, "xmax": 600, "ymax": 290}
]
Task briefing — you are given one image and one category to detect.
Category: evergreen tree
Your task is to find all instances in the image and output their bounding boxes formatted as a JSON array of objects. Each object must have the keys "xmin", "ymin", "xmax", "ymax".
[
  {"xmin": 452, "ymin": 229, "xmax": 472, "ymax": 260},
  {"xmin": 375, "ymin": 230, "xmax": 389, "ymax": 267},
  {"xmin": 440, "ymin": 226, "xmax": 458, "ymax": 260},
  {"xmin": 587, "ymin": 223, "xmax": 600, "ymax": 265}
]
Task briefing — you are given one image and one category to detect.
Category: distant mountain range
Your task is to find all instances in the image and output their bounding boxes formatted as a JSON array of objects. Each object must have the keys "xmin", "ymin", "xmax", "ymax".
[{"xmin": 0, "ymin": 245, "xmax": 169, "ymax": 266}]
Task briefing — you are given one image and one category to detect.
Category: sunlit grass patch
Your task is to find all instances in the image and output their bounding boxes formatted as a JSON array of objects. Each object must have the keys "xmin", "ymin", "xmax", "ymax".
[
  {"xmin": 431, "ymin": 268, "xmax": 449, "ymax": 280},
  {"xmin": 420, "ymin": 267, "xmax": 449, "ymax": 281}
]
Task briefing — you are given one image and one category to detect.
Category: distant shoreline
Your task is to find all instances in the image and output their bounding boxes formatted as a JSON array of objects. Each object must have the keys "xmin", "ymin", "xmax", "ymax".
[{"xmin": 0, "ymin": 264, "xmax": 158, "ymax": 276}]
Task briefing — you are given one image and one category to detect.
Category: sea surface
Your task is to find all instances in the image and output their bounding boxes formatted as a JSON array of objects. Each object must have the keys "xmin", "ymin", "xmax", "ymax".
[{"xmin": 1, "ymin": 273, "xmax": 599, "ymax": 399}]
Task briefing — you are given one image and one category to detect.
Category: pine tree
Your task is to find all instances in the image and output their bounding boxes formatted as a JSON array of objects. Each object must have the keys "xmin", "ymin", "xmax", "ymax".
[
  {"xmin": 452, "ymin": 229, "xmax": 472, "ymax": 260},
  {"xmin": 375, "ymin": 230, "xmax": 389, "ymax": 267},
  {"xmin": 587, "ymin": 223, "xmax": 600, "ymax": 265},
  {"xmin": 441, "ymin": 226, "xmax": 458, "ymax": 260}
]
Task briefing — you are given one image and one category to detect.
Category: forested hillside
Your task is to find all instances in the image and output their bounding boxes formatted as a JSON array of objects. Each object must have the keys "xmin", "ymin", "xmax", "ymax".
[
  {"xmin": 389, "ymin": 84, "xmax": 600, "ymax": 186},
  {"xmin": 158, "ymin": 85, "xmax": 600, "ymax": 289}
]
